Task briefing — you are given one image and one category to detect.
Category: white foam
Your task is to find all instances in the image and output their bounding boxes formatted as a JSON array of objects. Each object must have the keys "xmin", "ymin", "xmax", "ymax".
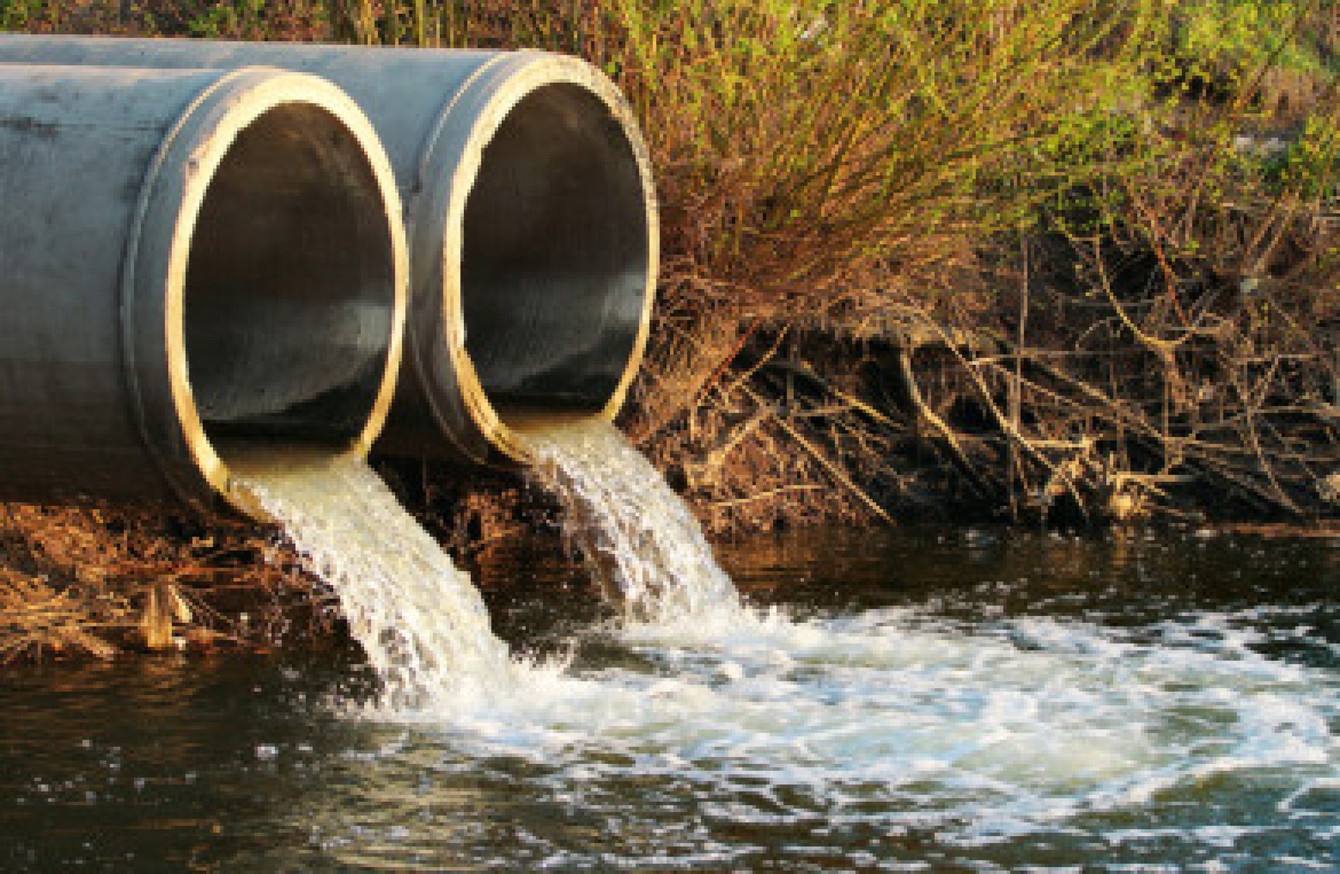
[
  {"xmin": 230, "ymin": 439, "xmax": 1338, "ymax": 863},
  {"xmin": 368, "ymin": 603, "xmax": 1340, "ymax": 850}
]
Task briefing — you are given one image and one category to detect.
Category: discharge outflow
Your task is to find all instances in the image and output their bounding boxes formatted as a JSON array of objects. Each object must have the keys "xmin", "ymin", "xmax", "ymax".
[
  {"xmin": 519, "ymin": 419, "xmax": 742, "ymax": 622},
  {"xmin": 216, "ymin": 424, "xmax": 1338, "ymax": 870},
  {"xmin": 230, "ymin": 449, "xmax": 521, "ymax": 710},
  {"xmin": 227, "ymin": 417, "xmax": 743, "ymax": 710},
  {"xmin": 237, "ymin": 440, "xmax": 1340, "ymax": 870}
]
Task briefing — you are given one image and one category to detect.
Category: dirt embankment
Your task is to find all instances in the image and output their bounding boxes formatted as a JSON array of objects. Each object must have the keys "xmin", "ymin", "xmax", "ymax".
[{"xmin": 1, "ymin": 1, "xmax": 1336, "ymax": 661}]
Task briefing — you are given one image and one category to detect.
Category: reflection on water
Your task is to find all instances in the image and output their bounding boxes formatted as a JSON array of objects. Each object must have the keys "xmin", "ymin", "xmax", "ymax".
[{"xmin": 2, "ymin": 526, "xmax": 1338, "ymax": 870}]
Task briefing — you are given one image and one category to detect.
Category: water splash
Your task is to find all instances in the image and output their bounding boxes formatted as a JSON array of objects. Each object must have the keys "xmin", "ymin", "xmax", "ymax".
[
  {"xmin": 225, "ymin": 418, "xmax": 736, "ymax": 711},
  {"xmin": 373, "ymin": 603, "xmax": 1340, "ymax": 865},
  {"xmin": 518, "ymin": 419, "xmax": 741, "ymax": 621},
  {"xmin": 217, "ymin": 441, "xmax": 1338, "ymax": 868},
  {"xmin": 229, "ymin": 449, "xmax": 523, "ymax": 710}
]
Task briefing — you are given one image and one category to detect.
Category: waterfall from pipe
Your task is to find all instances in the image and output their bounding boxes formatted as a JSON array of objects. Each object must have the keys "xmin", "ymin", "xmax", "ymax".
[
  {"xmin": 227, "ymin": 420, "xmax": 738, "ymax": 710},
  {"xmin": 221, "ymin": 439, "xmax": 1338, "ymax": 869},
  {"xmin": 229, "ymin": 449, "xmax": 521, "ymax": 710},
  {"xmin": 517, "ymin": 418, "xmax": 742, "ymax": 622}
]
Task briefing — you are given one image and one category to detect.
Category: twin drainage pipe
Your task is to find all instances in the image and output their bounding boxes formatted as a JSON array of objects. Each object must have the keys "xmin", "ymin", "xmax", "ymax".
[{"xmin": 0, "ymin": 36, "xmax": 658, "ymax": 519}]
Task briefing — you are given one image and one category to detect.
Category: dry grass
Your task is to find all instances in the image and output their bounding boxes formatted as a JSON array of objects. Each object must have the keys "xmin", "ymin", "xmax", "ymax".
[
  {"xmin": 0, "ymin": 1, "xmax": 1337, "ymax": 662},
  {"xmin": 0, "ymin": 505, "xmax": 335, "ymax": 663}
]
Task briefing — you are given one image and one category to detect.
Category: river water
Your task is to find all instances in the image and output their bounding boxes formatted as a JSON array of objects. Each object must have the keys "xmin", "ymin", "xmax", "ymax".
[{"xmin": 2, "ymin": 524, "xmax": 1337, "ymax": 870}]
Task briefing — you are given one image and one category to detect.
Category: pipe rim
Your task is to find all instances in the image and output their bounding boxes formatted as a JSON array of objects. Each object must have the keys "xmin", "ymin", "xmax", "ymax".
[
  {"xmin": 124, "ymin": 67, "xmax": 409, "ymax": 519},
  {"xmin": 418, "ymin": 52, "xmax": 658, "ymax": 464}
]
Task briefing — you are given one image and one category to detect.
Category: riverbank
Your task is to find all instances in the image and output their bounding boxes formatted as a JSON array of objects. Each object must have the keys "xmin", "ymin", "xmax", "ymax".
[{"xmin": 1, "ymin": 0, "xmax": 1336, "ymax": 660}]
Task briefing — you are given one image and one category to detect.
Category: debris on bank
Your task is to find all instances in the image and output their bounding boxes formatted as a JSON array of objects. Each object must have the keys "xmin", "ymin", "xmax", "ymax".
[{"xmin": 0, "ymin": 469, "xmax": 540, "ymax": 664}]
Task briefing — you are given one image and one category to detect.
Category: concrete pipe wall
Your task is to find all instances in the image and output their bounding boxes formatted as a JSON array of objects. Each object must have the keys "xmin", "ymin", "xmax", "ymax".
[
  {"xmin": 0, "ymin": 64, "xmax": 408, "ymax": 517},
  {"xmin": 0, "ymin": 35, "xmax": 660, "ymax": 465}
]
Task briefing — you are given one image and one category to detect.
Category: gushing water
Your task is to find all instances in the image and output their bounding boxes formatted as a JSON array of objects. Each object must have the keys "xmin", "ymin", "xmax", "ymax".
[
  {"xmin": 229, "ymin": 450, "xmax": 522, "ymax": 710},
  {"xmin": 336, "ymin": 599, "xmax": 1340, "ymax": 868},
  {"xmin": 231, "ymin": 421, "xmax": 740, "ymax": 710},
  {"xmin": 519, "ymin": 419, "xmax": 741, "ymax": 621},
  {"xmin": 221, "ymin": 438, "xmax": 1338, "ymax": 868}
]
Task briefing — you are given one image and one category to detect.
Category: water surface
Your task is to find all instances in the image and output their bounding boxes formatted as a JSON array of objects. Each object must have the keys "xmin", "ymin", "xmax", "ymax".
[{"xmin": 2, "ymin": 526, "xmax": 1337, "ymax": 871}]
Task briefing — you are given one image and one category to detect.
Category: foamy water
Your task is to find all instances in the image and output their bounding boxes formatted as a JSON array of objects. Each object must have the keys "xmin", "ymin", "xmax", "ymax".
[
  {"xmin": 230, "ymin": 450, "xmax": 530, "ymax": 710},
  {"xmin": 366, "ymin": 603, "xmax": 1339, "ymax": 864},
  {"xmin": 519, "ymin": 419, "xmax": 741, "ymax": 621},
  {"xmin": 234, "ymin": 421, "xmax": 744, "ymax": 712},
  {"xmin": 229, "ymin": 439, "xmax": 1337, "ymax": 866}
]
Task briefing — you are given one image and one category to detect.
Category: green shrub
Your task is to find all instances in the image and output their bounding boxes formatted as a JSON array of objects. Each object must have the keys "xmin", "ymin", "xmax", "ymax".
[
  {"xmin": 1173, "ymin": 0, "xmax": 1330, "ymax": 78},
  {"xmin": 409, "ymin": 0, "xmax": 1170, "ymax": 320}
]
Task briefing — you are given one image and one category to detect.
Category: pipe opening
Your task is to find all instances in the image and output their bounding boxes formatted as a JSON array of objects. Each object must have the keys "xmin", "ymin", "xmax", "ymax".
[
  {"xmin": 184, "ymin": 102, "xmax": 397, "ymax": 454},
  {"xmin": 461, "ymin": 82, "xmax": 650, "ymax": 423}
]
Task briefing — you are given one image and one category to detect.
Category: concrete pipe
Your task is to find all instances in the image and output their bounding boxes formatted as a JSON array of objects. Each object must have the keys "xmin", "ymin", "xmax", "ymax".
[
  {"xmin": 0, "ymin": 35, "xmax": 659, "ymax": 465},
  {"xmin": 0, "ymin": 64, "xmax": 408, "ymax": 517}
]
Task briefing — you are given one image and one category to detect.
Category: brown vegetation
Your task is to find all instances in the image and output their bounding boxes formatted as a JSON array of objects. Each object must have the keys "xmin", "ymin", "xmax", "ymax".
[
  {"xmin": 1, "ymin": 0, "xmax": 1337, "ymax": 660},
  {"xmin": 0, "ymin": 505, "xmax": 283, "ymax": 660}
]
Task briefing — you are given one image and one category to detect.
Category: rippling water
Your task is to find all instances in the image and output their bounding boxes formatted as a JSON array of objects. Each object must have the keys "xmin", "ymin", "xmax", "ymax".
[{"xmin": 2, "ymin": 526, "xmax": 1338, "ymax": 870}]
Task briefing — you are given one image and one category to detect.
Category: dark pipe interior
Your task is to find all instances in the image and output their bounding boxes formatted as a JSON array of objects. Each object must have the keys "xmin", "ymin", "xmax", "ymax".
[
  {"xmin": 461, "ymin": 83, "xmax": 649, "ymax": 419},
  {"xmin": 184, "ymin": 103, "xmax": 396, "ymax": 449}
]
